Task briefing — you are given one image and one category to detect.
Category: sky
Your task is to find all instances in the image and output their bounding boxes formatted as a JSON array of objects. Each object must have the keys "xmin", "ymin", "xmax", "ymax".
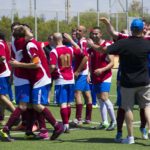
[{"xmin": 0, "ymin": 0, "xmax": 150, "ymax": 20}]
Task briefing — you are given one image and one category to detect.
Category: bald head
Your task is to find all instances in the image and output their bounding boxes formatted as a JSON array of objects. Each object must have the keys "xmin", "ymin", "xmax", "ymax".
[
  {"xmin": 78, "ymin": 25, "xmax": 87, "ymax": 34},
  {"xmin": 76, "ymin": 25, "xmax": 87, "ymax": 39},
  {"xmin": 53, "ymin": 33, "xmax": 63, "ymax": 42}
]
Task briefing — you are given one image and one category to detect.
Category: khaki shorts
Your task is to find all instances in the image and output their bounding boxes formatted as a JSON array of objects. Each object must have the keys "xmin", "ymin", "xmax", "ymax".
[{"xmin": 121, "ymin": 84, "xmax": 150, "ymax": 111}]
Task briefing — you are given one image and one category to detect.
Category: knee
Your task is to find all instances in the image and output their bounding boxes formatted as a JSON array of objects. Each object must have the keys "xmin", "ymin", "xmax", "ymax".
[
  {"xmin": 33, "ymin": 104, "xmax": 44, "ymax": 113},
  {"xmin": 19, "ymin": 103, "xmax": 27, "ymax": 111}
]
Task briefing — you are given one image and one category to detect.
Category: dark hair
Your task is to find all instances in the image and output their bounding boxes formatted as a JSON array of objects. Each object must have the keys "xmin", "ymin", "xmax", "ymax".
[
  {"xmin": 11, "ymin": 22, "xmax": 21, "ymax": 31},
  {"xmin": 93, "ymin": 26, "xmax": 101, "ymax": 30},
  {"xmin": 13, "ymin": 26, "xmax": 25, "ymax": 39},
  {"xmin": 62, "ymin": 33, "xmax": 66, "ymax": 39}
]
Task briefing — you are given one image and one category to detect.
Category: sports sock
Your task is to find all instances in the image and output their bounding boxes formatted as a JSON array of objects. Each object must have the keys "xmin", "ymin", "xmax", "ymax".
[
  {"xmin": 76, "ymin": 104, "xmax": 83, "ymax": 121},
  {"xmin": 67, "ymin": 106, "xmax": 71, "ymax": 120},
  {"xmin": 85, "ymin": 103, "xmax": 92, "ymax": 121},
  {"xmin": 42, "ymin": 107, "xmax": 56, "ymax": 127},
  {"xmin": 60, "ymin": 107, "xmax": 69, "ymax": 124},
  {"xmin": 5, "ymin": 107, "xmax": 22, "ymax": 130},
  {"xmin": 36, "ymin": 112, "xmax": 46, "ymax": 129},
  {"xmin": 98, "ymin": 99, "xmax": 108, "ymax": 123},
  {"xmin": 104, "ymin": 99, "xmax": 116, "ymax": 123}
]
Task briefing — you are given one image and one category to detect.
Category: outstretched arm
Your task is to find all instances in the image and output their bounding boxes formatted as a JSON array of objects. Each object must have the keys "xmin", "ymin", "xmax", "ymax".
[
  {"xmin": 100, "ymin": 17, "xmax": 119, "ymax": 40},
  {"xmin": 87, "ymin": 38, "xmax": 107, "ymax": 53}
]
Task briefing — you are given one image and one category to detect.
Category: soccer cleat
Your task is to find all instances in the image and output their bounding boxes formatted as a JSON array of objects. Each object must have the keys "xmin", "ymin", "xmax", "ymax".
[
  {"xmin": 97, "ymin": 122, "xmax": 109, "ymax": 129},
  {"xmin": 0, "ymin": 129, "xmax": 14, "ymax": 142},
  {"xmin": 50, "ymin": 123, "xmax": 64, "ymax": 140},
  {"xmin": 114, "ymin": 132, "xmax": 122, "ymax": 143},
  {"xmin": 106, "ymin": 121, "xmax": 116, "ymax": 131},
  {"xmin": 37, "ymin": 131, "xmax": 49, "ymax": 140},
  {"xmin": 121, "ymin": 136, "xmax": 135, "ymax": 144},
  {"xmin": 24, "ymin": 132, "xmax": 37, "ymax": 139},
  {"xmin": 140, "ymin": 128, "xmax": 148, "ymax": 140}
]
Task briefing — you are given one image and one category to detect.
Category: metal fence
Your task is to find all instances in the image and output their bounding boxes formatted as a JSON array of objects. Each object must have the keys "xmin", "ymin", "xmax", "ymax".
[{"xmin": 0, "ymin": 8, "xmax": 132, "ymax": 40}]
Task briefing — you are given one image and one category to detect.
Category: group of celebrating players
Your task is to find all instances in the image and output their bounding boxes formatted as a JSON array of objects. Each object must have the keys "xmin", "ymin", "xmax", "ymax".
[{"xmin": 0, "ymin": 17, "xmax": 150, "ymax": 144}]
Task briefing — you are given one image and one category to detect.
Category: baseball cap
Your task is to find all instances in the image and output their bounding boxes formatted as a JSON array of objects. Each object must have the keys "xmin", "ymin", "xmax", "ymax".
[{"xmin": 130, "ymin": 19, "xmax": 144, "ymax": 31}]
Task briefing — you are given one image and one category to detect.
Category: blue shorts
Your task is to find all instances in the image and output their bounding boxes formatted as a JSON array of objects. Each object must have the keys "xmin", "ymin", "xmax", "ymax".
[
  {"xmin": 15, "ymin": 84, "xmax": 31, "ymax": 104},
  {"xmin": 94, "ymin": 82, "xmax": 111, "ymax": 94},
  {"xmin": 0, "ymin": 77, "xmax": 11, "ymax": 95},
  {"xmin": 31, "ymin": 84, "xmax": 50, "ymax": 105},
  {"xmin": 74, "ymin": 75, "xmax": 90, "ymax": 91},
  {"xmin": 55, "ymin": 84, "xmax": 74, "ymax": 104},
  {"xmin": 90, "ymin": 84, "xmax": 97, "ymax": 105}
]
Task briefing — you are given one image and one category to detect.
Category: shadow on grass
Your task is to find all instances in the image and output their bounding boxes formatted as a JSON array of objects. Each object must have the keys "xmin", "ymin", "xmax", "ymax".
[
  {"xmin": 65, "ymin": 137, "xmax": 150, "ymax": 146},
  {"xmin": 134, "ymin": 141, "xmax": 150, "ymax": 147},
  {"xmin": 11, "ymin": 136, "xmax": 64, "ymax": 143},
  {"xmin": 66, "ymin": 137, "xmax": 114, "ymax": 144}
]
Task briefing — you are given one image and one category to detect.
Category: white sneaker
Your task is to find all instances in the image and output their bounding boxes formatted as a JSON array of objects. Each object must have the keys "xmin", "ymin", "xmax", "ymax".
[
  {"xmin": 121, "ymin": 136, "xmax": 135, "ymax": 144},
  {"xmin": 140, "ymin": 128, "xmax": 148, "ymax": 140},
  {"xmin": 70, "ymin": 119, "xmax": 82, "ymax": 128}
]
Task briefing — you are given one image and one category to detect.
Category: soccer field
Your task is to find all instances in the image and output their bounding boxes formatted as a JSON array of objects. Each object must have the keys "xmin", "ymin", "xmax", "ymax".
[{"xmin": 1, "ymin": 69, "xmax": 150, "ymax": 150}]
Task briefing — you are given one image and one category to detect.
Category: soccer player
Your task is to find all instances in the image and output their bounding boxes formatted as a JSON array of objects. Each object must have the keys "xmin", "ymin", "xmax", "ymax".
[
  {"xmin": 50, "ymin": 32, "xmax": 85, "ymax": 132},
  {"xmin": 73, "ymin": 25, "xmax": 92, "ymax": 125},
  {"xmin": 0, "ymin": 30, "xmax": 15, "ymax": 116},
  {"xmin": 88, "ymin": 27, "xmax": 116, "ymax": 130},
  {"xmin": 71, "ymin": 28, "xmax": 78, "ymax": 43},
  {"xmin": 0, "ymin": 26, "xmax": 63, "ymax": 141},
  {"xmin": 88, "ymin": 19, "xmax": 150, "ymax": 144},
  {"xmin": 0, "ymin": 34, "xmax": 14, "ymax": 125},
  {"xmin": 100, "ymin": 17, "xmax": 148, "ymax": 141}
]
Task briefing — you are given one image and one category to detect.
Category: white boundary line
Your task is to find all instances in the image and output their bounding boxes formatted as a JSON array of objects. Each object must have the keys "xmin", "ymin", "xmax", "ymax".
[{"xmin": 3, "ymin": 116, "xmax": 141, "ymax": 136}]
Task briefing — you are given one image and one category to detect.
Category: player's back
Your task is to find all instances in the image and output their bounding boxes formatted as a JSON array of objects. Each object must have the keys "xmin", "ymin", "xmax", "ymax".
[{"xmin": 51, "ymin": 45, "xmax": 73, "ymax": 81}]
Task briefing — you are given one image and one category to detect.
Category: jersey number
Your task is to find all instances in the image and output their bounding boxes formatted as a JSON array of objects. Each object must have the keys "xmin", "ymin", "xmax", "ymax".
[{"xmin": 60, "ymin": 54, "xmax": 71, "ymax": 67}]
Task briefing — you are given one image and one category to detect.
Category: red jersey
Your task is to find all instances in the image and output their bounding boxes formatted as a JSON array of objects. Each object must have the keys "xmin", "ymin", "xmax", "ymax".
[
  {"xmin": 50, "ymin": 45, "xmax": 74, "ymax": 85},
  {"xmin": 88, "ymin": 40, "xmax": 113, "ymax": 84},
  {"xmin": 50, "ymin": 45, "xmax": 83, "ymax": 85},
  {"xmin": 117, "ymin": 33, "xmax": 129, "ymax": 40},
  {"xmin": 74, "ymin": 38, "xmax": 89, "ymax": 75},
  {"xmin": 11, "ymin": 38, "xmax": 30, "ymax": 85},
  {"xmin": 0, "ymin": 40, "xmax": 11, "ymax": 77},
  {"xmin": 25, "ymin": 38, "xmax": 51, "ymax": 88}
]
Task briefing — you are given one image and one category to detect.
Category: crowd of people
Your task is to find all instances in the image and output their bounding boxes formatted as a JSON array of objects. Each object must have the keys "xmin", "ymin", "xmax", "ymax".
[{"xmin": 0, "ymin": 17, "xmax": 150, "ymax": 145}]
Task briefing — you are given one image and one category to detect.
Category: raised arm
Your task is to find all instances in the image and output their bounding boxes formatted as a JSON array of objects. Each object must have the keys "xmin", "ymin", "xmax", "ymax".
[
  {"xmin": 64, "ymin": 33, "xmax": 80, "ymax": 49},
  {"xmin": 100, "ymin": 17, "xmax": 119, "ymax": 40}
]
